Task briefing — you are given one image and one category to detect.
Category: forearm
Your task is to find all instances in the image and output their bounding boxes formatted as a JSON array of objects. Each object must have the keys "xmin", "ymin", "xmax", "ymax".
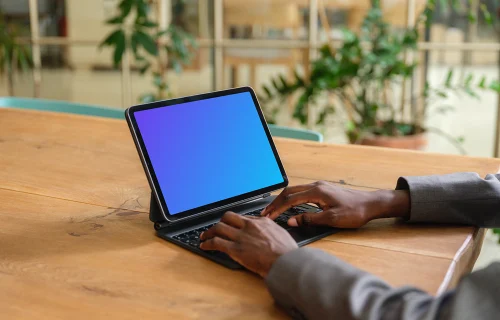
[
  {"xmin": 266, "ymin": 248, "xmax": 453, "ymax": 320},
  {"xmin": 368, "ymin": 189, "xmax": 411, "ymax": 221},
  {"xmin": 266, "ymin": 248, "xmax": 499, "ymax": 320}
]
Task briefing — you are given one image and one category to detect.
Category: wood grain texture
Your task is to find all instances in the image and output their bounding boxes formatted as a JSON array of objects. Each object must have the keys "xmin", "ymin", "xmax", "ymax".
[
  {"xmin": 274, "ymin": 139, "xmax": 500, "ymax": 190},
  {"xmin": 0, "ymin": 189, "xmax": 453, "ymax": 319},
  {"xmin": 0, "ymin": 108, "xmax": 497, "ymax": 318},
  {"xmin": 1, "ymin": 108, "xmax": 498, "ymax": 208}
]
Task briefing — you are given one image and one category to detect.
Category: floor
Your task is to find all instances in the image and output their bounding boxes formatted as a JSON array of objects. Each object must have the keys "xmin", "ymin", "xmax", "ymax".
[{"xmin": 2, "ymin": 64, "xmax": 499, "ymax": 271}]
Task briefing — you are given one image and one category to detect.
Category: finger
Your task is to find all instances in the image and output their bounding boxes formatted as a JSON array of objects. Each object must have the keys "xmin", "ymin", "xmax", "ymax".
[
  {"xmin": 199, "ymin": 236, "xmax": 236, "ymax": 254},
  {"xmin": 267, "ymin": 188, "xmax": 323, "ymax": 220},
  {"xmin": 261, "ymin": 183, "xmax": 317, "ymax": 217},
  {"xmin": 220, "ymin": 211, "xmax": 246, "ymax": 229},
  {"xmin": 288, "ymin": 210, "xmax": 335, "ymax": 227},
  {"xmin": 200, "ymin": 221, "xmax": 239, "ymax": 241}
]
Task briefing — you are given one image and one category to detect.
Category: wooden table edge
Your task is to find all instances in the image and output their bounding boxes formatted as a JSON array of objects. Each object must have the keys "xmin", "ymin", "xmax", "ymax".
[{"xmin": 436, "ymin": 227, "xmax": 485, "ymax": 295}]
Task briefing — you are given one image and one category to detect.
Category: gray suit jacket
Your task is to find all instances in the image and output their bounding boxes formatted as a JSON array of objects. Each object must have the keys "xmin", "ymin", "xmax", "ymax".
[{"xmin": 266, "ymin": 172, "xmax": 500, "ymax": 319}]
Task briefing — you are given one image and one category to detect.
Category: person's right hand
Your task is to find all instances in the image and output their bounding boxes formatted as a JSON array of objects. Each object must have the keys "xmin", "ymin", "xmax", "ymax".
[{"xmin": 260, "ymin": 181, "xmax": 410, "ymax": 228}]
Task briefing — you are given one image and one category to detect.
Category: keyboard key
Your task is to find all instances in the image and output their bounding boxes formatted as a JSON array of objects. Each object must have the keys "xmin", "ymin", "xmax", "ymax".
[
  {"xmin": 275, "ymin": 215, "xmax": 288, "ymax": 223},
  {"xmin": 174, "ymin": 207, "xmax": 307, "ymax": 251},
  {"xmin": 244, "ymin": 210, "xmax": 261, "ymax": 217}
]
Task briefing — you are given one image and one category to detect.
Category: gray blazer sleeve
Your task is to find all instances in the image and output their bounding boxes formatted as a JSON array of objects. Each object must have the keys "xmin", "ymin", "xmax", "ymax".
[
  {"xmin": 266, "ymin": 172, "xmax": 500, "ymax": 319},
  {"xmin": 266, "ymin": 249, "xmax": 499, "ymax": 320},
  {"xmin": 396, "ymin": 172, "xmax": 500, "ymax": 227}
]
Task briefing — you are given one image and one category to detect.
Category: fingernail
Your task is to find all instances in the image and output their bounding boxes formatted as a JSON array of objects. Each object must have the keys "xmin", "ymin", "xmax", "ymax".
[
  {"xmin": 288, "ymin": 218, "xmax": 298, "ymax": 227},
  {"xmin": 260, "ymin": 207, "xmax": 268, "ymax": 215},
  {"xmin": 200, "ymin": 232, "xmax": 205, "ymax": 240}
]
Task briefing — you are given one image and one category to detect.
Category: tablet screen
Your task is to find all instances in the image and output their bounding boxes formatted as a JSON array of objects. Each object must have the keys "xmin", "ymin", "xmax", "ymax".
[{"xmin": 133, "ymin": 91, "xmax": 285, "ymax": 216}]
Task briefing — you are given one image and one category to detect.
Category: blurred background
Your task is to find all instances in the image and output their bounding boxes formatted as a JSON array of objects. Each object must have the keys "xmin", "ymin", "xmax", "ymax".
[{"xmin": 1, "ymin": 0, "xmax": 500, "ymax": 158}]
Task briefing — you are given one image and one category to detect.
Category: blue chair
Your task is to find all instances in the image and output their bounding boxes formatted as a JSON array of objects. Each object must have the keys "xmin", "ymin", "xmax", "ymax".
[
  {"xmin": 0, "ymin": 97, "xmax": 323, "ymax": 142},
  {"xmin": 268, "ymin": 124, "xmax": 323, "ymax": 142},
  {"xmin": 0, "ymin": 97, "xmax": 125, "ymax": 120}
]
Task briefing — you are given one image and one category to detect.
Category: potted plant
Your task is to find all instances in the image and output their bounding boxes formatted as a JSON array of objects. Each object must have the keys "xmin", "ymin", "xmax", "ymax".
[
  {"xmin": 0, "ymin": 11, "xmax": 33, "ymax": 96},
  {"xmin": 261, "ymin": 0, "xmax": 500, "ymax": 153},
  {"xmin": 99, "ymin": 0, "xmax": 197, "ymax": 102}
]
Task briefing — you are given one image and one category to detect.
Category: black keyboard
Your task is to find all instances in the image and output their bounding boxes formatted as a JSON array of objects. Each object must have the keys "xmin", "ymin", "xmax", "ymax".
[{"xmin": 172, "ymin": 206, "xmax": 309, "ymax": 252}]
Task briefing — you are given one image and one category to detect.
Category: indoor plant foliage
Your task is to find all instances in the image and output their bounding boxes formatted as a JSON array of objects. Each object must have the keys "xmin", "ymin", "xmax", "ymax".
[
  {"xmin": 261, "ymin": 0, "xmax": 500, "ymax": 152},
  {"xmin": 100, "ymin": 0, "xmax": 196, "ymax": 102},
  {"xmin": 0, "ymin": 11, "xmax": 33, "ymax": 96}
]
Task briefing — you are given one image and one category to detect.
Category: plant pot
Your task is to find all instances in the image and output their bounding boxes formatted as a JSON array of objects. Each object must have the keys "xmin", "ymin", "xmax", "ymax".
[{"xmin": 359, "ymin": 133, "xmax": 428, "ymax": 150}]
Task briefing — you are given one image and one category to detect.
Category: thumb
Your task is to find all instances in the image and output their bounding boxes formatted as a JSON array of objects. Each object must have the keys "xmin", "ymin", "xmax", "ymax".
[{"xmin": 288, "ymin": 210, "xmax": 334, "ymax": 227}]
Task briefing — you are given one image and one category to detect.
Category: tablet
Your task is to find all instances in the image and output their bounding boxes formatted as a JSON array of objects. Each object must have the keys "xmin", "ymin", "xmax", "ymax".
[{"xmin": 125, "ymin": 87, "xmax": 288, "ymax": 223}]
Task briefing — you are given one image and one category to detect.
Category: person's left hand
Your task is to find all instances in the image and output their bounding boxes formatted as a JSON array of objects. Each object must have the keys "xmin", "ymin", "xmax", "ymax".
[{"xmin": 200, "ymin": 211, "xmax": 298, "ymax": 277}]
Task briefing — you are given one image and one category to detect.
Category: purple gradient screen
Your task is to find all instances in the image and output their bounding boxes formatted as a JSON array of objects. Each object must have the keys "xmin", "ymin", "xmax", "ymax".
[{"xmin": 134, "ymin": 92, "xmax": 284, "ymax": 215}]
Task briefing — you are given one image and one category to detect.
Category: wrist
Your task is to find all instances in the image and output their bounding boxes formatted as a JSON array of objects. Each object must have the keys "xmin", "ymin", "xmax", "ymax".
[{"xmin": 368, "ymin": 190, "xmax": 410, "ymax": 221}]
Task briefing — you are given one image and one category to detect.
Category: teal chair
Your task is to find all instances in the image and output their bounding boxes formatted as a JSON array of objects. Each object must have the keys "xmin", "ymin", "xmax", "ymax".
[
  {"xmin": 268, "ymin": 124, "xmax": 323, "ymax": 142},
  {"xmin": 0, "ymin": 97, "xmax": 125, "ymax": 120},
  {"xmin": 0, "ymin": 97, "xmax": 322, "ymax": 142}
]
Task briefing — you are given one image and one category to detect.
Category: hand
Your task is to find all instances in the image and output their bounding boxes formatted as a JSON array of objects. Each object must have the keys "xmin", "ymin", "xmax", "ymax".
[
  {"xmin": 261, "ymin": 181, "xmax": 410, "ymax": 228},
  {"xmin": 200, "ymin": 211, "xmax": 298, "ymax": 277}
]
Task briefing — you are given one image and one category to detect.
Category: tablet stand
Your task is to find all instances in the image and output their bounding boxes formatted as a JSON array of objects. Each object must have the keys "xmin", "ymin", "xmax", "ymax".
[{"xmin": 149, "ymin": 193, "xmax": 169, "ymax": 230}]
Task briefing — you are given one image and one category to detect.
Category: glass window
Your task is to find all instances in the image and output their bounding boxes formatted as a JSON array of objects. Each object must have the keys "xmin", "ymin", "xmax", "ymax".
[{"xmin": 222, "ymin": 0, "xmax": 308, "ymax": 40}]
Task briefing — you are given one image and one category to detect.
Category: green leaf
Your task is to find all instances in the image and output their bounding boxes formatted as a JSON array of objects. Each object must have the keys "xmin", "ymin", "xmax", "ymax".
[
  {"xmin": 139, "ymin": 61, "xmax": 151, "ymax": 74},
  {"xmin": 131, "ymin": 31, "xmax": 139, "ymax": 57},
  {"xmin": 478, "ymin": 76, "xmax": 486, "ymax": 89},
  {"xmin": 445, "ymin": 69, "xmax": 453, "ymax": 88},
  {"xmin": 136, "ymin": 1, "xmax": 149, "ymax": 18},
  {"xmin": 134, "ymin": 54, "xmax": 146, "ymax": 61},
  {"xmin": 423, "ymin": 81, "xmax": 430, "ymax": 98},
  {"xmin": 156, "ymin": 29, "xmax": 169, "ymax": 38},
  {"xmin": 480, "ymin": 4, "xmax": 492, "ymax": 25},
  {"xmin": 106, "ymin": 16, "xmax": 124, "ymax": 25},
  {"xmin": 294, "ymin": 91, "xmax": 310, "ymax": 125},
  {"xmin": 436, "ymin": 90, "xmax": 448, "ymax": 98},
  {"xmin": 341, "ymin": 28, "xmax": 357, "ymax": 45},
  {"xmin": 317, "ymin": 106, "xmax": 335, "ymax": 125},
  {"xmin": 134, "ymin": 30, "xmax": 158, "ymax": 56},
  {"xmin": 137, "ymin": 20, "xmax": 158, "ymax": 28},
  {"xmin": 464, "ymin": 87, "xmax": 479, "ymax": 98},
  {"xmin": 263, "ymin": 86, "xmax": 272, "ymax": 99},
  {"xmin": 118, "ymin": 0, "xmax": 134, "ymax": 18},
  {"xmin": 99, "ymin": 29, "xmax": 124, "ymax": 49},
  {"xmin": 278, "ymin": 74, "xmax": 288, "ymax": 90},
  {"xmin": 489, "ymin": 80, "xmax": 500, "ymax": 92},
  {"xmin": 396, "ymin": 123, "xmax": 413, "ymax": 136},
  {"xmin": 464, "ymin": 74, "xmax": 473, "ymax": 87},
  {"xmin": 112, "ymin": 31, "xmax": 126, "ymax": 66},
  {"xmin": 345, "ymin": 121, "xmax": 356, "ymax": 132},
  {"xmin": 17, "ymin": 48, "xmax": 30, "ymax": 71},
  {"xmin": 271, "ymin": 78, "xmax": 280, "ymax": 91},
  {"xmin": 468, "ymin": 12, "xmax": 476, "ymax": 23},
  {"xmin": 451, "ymin": 0, "xmax": 462, "ymax": 11},
  {"xmin": 293, "ymin": 70, "xmax": 304, "ymax": 85}
]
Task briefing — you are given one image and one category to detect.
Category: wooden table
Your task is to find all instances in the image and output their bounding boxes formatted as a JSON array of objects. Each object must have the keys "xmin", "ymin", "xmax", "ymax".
[{"xmin": 1, "ymin": 108, "xmax": 498, "ymax": 319}]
